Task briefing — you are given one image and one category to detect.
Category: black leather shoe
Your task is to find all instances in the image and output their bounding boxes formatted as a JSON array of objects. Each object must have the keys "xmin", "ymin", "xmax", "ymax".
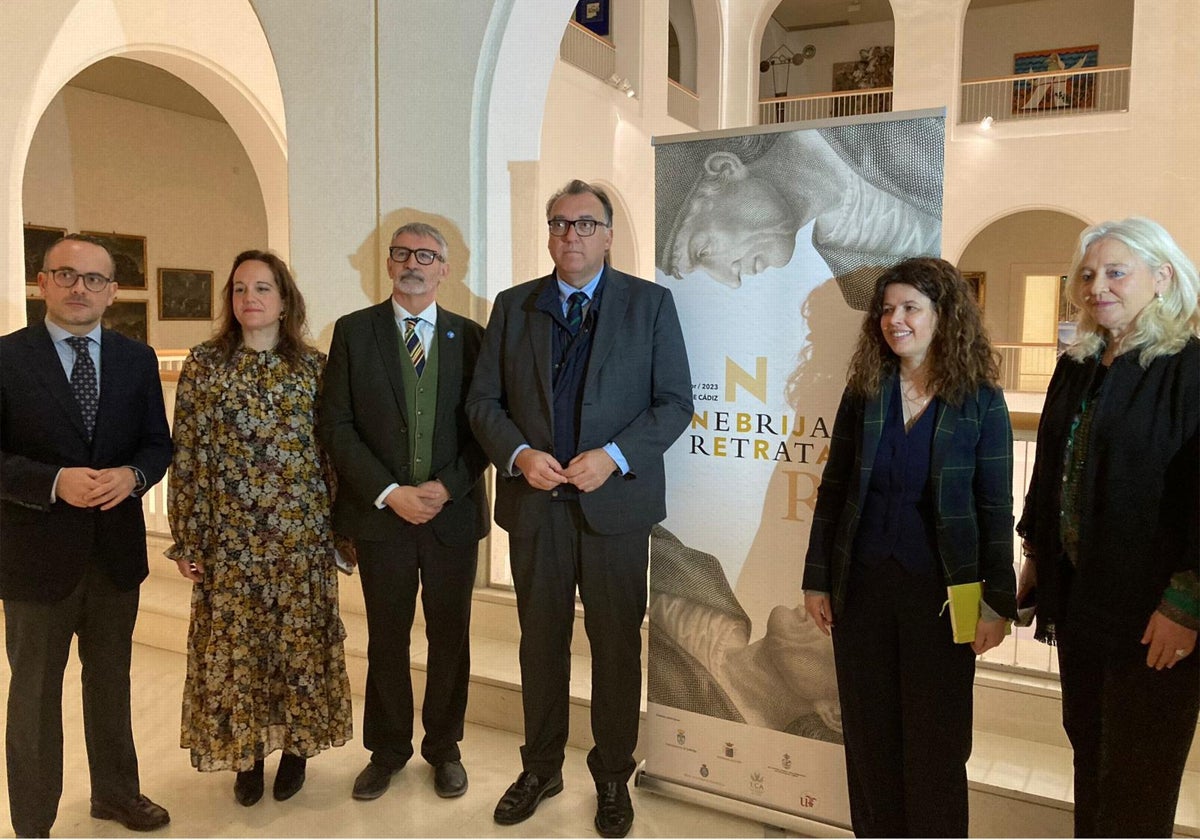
[
  {"xmin": 352, "ymin": 761, "xmax": 401, "ymax": 801},
  {"xmin": 434, "ymin": 760, "xmax": 468, "ymax": 798},
  {"xmin": 594, "ymin": 782, "xmax": 633, "ymax": 838},
  {"xmin": 234, "ymin": 760, "xmax": 265, "ymax": 807},
  {"xmin": 273, "ymin": 753, "xmax": 307, "ymax": 801},
  {"xmin": 90, "ymin": 794, "xmax": 171, "ymax": 831},
  {"xmin": 493, "ymin": 770, "xmax": 563, "ymax": 825}
]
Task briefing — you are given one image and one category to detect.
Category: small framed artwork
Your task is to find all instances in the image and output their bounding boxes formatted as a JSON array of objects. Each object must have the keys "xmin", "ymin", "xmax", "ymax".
[
  {"xmin": 962, "ymin": 271, "xmax": 986, "ymax": 310},
  {"xmin": 158, "ymin": 268, "xmax": 214, "ymax": 320},
  {"xmin": 23, "ymin": 225, "xmax": 66, "ymax": 284},
  {"xmin": 81, "ymin": 231, "xmax": 147, "ymax": 289},
  {"xmin": 103, "ymin": 300, "xmax": 149, "ymax": 344},
  {"xmin": 25, "ymin": 297, "xmax": 47, "ymax": 326},
  {"xmin": 1012, "ymin": 44, "xmax": 1098, "ymax": 114},
  {"xmin": 574, "ymin": 0, "xmax": 609, "ymax": 37}
]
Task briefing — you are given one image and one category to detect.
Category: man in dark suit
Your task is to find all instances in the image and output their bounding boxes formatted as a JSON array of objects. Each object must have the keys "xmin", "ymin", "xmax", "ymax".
[
  {"xmin": 319, "ymin": 221, "xmax": 489, "ymax": 803},
  {"xmin": 0, "ymin": 234, "xmax": 173, "ymax": 837},
  {"xmin": 467, "ymin": 180, "xmax": 692, "ymax": 838}
]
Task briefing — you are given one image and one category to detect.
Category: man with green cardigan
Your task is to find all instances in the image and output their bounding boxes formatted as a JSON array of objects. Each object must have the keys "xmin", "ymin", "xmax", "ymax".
[{"xmin": 320, "ymin": 222, "xmax": 489, "ymax": 803}]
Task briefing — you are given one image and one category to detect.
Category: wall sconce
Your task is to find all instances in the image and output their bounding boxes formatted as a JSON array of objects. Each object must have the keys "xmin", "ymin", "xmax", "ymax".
[{"xmin": 607, "ymin": 73, "xmax": 636, "ymax": 98}]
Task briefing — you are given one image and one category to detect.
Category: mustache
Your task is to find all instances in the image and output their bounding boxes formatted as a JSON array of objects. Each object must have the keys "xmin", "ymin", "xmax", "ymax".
[{"xmin": 400, "ymin": 270, "xmax": 425, "ymax": 282}]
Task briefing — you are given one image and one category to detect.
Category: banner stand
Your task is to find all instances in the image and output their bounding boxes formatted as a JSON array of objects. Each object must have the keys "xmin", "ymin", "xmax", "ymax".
[{"xmin": 635, "ymin": 763, "xmax": 854, "ymax": 838}]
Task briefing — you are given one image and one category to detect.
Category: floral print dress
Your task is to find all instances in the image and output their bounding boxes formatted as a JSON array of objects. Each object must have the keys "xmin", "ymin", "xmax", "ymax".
[{"xmin": 168, "ymin": 342, "xmax": 353, "ymax": 772}]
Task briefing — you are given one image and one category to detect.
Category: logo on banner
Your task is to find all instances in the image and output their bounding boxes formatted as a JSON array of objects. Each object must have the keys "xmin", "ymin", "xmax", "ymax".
[
  {"xmin": 749, "ymin": 772, "xmax": 765, "ymax": 794},
  {"xmin": 700, "ymin": 764, "xmax": 710, "ymax": 778},
  {"xmin": 676, "ymin": 730, "xmax": 686, "ymax": 746},
  {"xmin": 723, "ymin": 742, "xmax": 735, "ymax": 758},
  {"xmin": 781, "ymin": 753, "xmax": 792, "ymax": 770},
  {"xmin": 797, "ymin": 793, "xmax": 818, "ymax": 810}
]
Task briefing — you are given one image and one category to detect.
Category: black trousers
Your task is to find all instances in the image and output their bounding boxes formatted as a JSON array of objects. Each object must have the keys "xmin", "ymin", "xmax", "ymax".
[
  {"xmin": 831, "ymin": 559, "xmax": 976, "ymax": 838},
  {"xmin": 1057, "ymin": 621, "xmax": 1200, "ymax": 837},
  {"xmin": 509, "ymin": 501, "xmax": 649, "ymax": 785},
  {"xmin": 356, "ymin": 524, "xmax": 478, "ymax": 769},
  {"xmin": 4, "ymin": 562, "xmax": 141, "ymax": 838}
]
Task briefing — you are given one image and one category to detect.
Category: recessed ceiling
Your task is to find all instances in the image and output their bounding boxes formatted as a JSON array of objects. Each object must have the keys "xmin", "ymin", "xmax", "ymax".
[
  {"xmin": 770, "ymin": 0, "xmax": 1042, "ymax": 31},
  {"xmin": 67, "ymin": 57, "xmax": 225, "ymax": 123}
]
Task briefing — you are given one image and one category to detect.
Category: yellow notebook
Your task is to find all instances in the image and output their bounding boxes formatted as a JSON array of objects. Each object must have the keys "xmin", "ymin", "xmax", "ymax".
[
  {"xmin": 943, "ymin": 583, "xmax": 1012, "ymax": 644},
  {"xmin": 944, "ymin": 582, "xmax": 983, "ymax": 644}
]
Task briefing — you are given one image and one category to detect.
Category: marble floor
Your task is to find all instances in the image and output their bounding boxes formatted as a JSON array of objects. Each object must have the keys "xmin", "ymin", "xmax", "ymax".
[{"xmin": 0, "ymin": 636, "xmax": 765, "ymax": 839}]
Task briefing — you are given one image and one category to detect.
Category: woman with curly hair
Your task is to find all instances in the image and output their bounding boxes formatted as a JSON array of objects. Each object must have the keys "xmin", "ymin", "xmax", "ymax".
[
  {"xmin": 1017, "ymin": 218, "xmax": 1198, "ymax": 837},
  {"xmin": 802, "ymin": 256, "xmax": 1016, "ymax": 836},
  {"xmin": 168, "ymin": 250, "xmax": 353, "ymax": 807}
]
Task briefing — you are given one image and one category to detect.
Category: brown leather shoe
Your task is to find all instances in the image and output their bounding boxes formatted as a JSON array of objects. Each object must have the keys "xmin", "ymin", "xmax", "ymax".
[{"xmin": 90, "ymin": 794, "xmax": 170, "ymax": 831}]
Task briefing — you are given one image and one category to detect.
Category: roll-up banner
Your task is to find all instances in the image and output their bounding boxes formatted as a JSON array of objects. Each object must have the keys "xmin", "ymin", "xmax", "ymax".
[{"xmin": 643, "ymin": 109, "xmax": 946, "ymax": 832}]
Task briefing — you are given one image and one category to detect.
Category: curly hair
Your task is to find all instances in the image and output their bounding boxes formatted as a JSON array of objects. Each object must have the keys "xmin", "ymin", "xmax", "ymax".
[
  {"xmin": 211, "ymin": 250, "xmax": 312, "ymax": 368},
  {"xmin": 846, "ymin": 257, "xmax": 999, "ymax": 406},
  {"xmin": 1064, "ymin": 217, "xmax": 1200, "ymax": 367}
]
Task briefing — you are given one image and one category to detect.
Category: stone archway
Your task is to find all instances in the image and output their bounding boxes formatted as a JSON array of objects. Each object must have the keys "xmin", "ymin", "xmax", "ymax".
[{"xmin": 2, "ymin": 0, "xmax": 286, "ymax": 333}]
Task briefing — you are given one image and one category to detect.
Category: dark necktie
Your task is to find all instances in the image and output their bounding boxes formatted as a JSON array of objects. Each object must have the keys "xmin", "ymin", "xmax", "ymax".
[
  {"xmin": 67, "ymin": 335, "xmax": 98, "ymax": 439},
  {"xmin": 404, "ymin": 317, "xmax": 426, "ymax": 377},
  {"xmin": 566, "ymin": 292, "xmax": 587, "ymax": 335}
]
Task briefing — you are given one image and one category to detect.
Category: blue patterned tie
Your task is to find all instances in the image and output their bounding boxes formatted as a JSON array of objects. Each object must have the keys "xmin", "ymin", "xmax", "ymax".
[
  {"xmin": 404, "ymin": 317, "xmax": 426, "ymax": 377},
  {"xmin": 67, "ymin": 335, "xmax": 98, "ymax": 439},
  {"xmin": 566, "ymin": 292, "xmax": 587, "ymax": 335}
]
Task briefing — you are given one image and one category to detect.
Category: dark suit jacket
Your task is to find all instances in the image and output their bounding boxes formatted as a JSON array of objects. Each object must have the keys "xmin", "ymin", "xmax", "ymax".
[
  {"xmin": 466, "ymin": 267, "xmax": 693, "ymax": 536},
  {"xmin": 0, "ymin": 322, "xmax": 172, "ymax": 602},
  {"xmin": 802, "ymin": 375, "xmax": 1017, "ymax": 619},
  {"xmin": 318, "ymin": 300, "xmax": 489, "ymax": 546}
]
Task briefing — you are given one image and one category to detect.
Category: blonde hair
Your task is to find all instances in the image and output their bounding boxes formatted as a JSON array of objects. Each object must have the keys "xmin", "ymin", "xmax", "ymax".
[{"xmin": 1065, "ymin": 217, "xmax": 1200, "ymax": 366}]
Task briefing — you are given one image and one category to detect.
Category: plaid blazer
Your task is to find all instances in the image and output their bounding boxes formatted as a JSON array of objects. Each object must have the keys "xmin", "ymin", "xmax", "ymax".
[{"xmin": 802, "ymin": 375, "xmax": 1017, "ymax": 619}]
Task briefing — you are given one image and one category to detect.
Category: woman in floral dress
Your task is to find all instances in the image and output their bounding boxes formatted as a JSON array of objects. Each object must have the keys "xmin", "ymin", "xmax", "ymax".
[{"xmin": 167, "ymin": 250, "xmax": 352, "ymax": 806}]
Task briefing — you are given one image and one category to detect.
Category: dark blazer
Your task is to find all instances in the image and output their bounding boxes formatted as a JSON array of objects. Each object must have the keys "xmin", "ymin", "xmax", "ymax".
[
  {"xmin": 466, "ymin": 267, "xmax": 693, "ymax": 536},
  {"xmin": 1017, "ymin": 339, "xmax": 1199, "ymax": 649},
  {"xmin": 318, "ymin": 300, "xmax": 489, "ymax": 546},
  {"xmin": 0, "ymin": 321, "xmax": 172, "ymax": 602},
  {"xmin": 802, "ymin": 375, "xmax": 1016, "ymax": 619}
]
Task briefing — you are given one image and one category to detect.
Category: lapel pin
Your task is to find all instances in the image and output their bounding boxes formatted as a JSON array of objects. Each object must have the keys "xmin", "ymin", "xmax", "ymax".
[{"xmin": 446, "ymin": 330, "xmax": 455, "ymax": 339}]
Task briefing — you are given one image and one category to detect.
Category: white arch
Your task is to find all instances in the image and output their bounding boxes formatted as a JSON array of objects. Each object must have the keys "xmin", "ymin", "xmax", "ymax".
[
  {"xmin": 2, "ymin": 0, "xmax": 286, "ymax": 332},
  {"xmin": 948, "ymin": 203, "xmax": 1092, "ymax": 264}
]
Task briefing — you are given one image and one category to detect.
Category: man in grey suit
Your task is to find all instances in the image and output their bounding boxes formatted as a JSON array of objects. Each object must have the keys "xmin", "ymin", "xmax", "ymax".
[
  {"xmin": 319, "ymin": 222, "xmax": 489, "ymax": 803},
  {"xmin": 467, "ymin": 180, "xmax": 692, "ymax": 838}
]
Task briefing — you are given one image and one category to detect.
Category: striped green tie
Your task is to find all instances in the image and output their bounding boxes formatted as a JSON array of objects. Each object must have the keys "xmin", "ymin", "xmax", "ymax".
[{"xmin": 404, "ymin": 317, "xmax": 425, "ymax": 377}]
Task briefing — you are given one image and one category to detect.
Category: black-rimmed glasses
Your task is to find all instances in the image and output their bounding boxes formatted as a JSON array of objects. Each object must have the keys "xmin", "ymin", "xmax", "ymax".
[
  {"xmin": 548, "ymin": 218, "xmax": 609, "ymax": 237},
  {"xmin": 44, "ymin": 267, "xmax": 114, "ymax": 292},
  {"xmin": 389, "ymin": 247, "xmax": 444, "ymax": 265}
]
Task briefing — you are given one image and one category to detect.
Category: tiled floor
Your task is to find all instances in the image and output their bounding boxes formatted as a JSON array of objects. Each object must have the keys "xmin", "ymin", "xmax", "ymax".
[{"xmin": 0, "ymin": 636, "xmax": 764, "ymax": 839}]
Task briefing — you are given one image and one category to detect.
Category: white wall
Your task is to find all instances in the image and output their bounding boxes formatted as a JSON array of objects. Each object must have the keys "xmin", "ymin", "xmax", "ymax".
[
  {"xmin": 962, "ymin": 0, "xmax": 1134, "ymax": 80},
  {"xmin": 22, "ymin": 87, "xmax": 267, "ymax": 350}
]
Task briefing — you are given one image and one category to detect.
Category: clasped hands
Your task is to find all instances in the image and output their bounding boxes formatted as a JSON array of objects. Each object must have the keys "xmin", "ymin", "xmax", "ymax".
[
  {"xmin": 514, "ymin": 447, "xmax": 615, "ymax": 493},
  {"xmin": 56, "ymin": 466, "xmax": 136, "ymax": 510},
  {"xmin": 384, "ymin": 480, "xmax": 450, "ymax": 525}
]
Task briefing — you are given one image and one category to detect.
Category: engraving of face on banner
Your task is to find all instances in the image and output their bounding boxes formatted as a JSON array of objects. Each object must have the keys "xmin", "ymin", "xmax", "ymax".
[{"xmin": 653, "ymin": 118, "xmax": 944, "ymax": 635}]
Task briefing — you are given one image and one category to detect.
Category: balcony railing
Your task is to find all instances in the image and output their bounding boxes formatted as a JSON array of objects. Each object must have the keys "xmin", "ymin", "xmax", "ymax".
[
  {"xmin": 995, "ymin": 342, "xmax": 1058, "ymax": 394},
  {"xmin": 667, "ymin": 78, "xmax": 699, "ymax": 127},
  {"xmin": 960, "ymin": 64, "xmax": 1130, "ymax": 124},
  {"xmin": 759, "ymin": 87, "xmax": 893, "ymax": 125},
  {"xmin": 559, "ymin": 19, "xmax": 615, "ymax": 83}
]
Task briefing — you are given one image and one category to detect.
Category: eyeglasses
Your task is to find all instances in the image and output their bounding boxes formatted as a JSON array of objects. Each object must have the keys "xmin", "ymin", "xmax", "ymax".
[
  {"xmin": 548, "ymin": 218, "xmax": 609, "ymax": 237},
  {"xmin": 388, "ymin": 247, "xmax": 444, "ymax": 265},
  {"xmin": 44, "ymin": 267, "xmax": 114, "ymax": 292}
]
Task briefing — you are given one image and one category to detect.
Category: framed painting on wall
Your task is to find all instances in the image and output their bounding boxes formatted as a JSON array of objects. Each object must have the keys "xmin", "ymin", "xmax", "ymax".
[
  {"xmin": 574, "ymin": 0, "xmax": 609, "ymax": 37},
  {"xmin": 962, "ymin": 271, "xmax": 986, "ymax": 310},
  {"xmin": 23, "ymin": 225, "xmax": 66, "ymax": 284},
  {"xmin": 25, "ymin": 296, "xmax": 47, "ymax": 326},
  {"xmin": 158, "ymin": 268, "xmax": 214, "ymax": 320},
  {"xmin": 103, "ymin": 300, "xmax": 149, "ymax": 344},
  {"xmin": 1012, "ymin": 44, "xmax": 1098, "ymax": 114},
  {"xmin": 81, "ymin": 231, "xmax": 147, "ymax": 289}
]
